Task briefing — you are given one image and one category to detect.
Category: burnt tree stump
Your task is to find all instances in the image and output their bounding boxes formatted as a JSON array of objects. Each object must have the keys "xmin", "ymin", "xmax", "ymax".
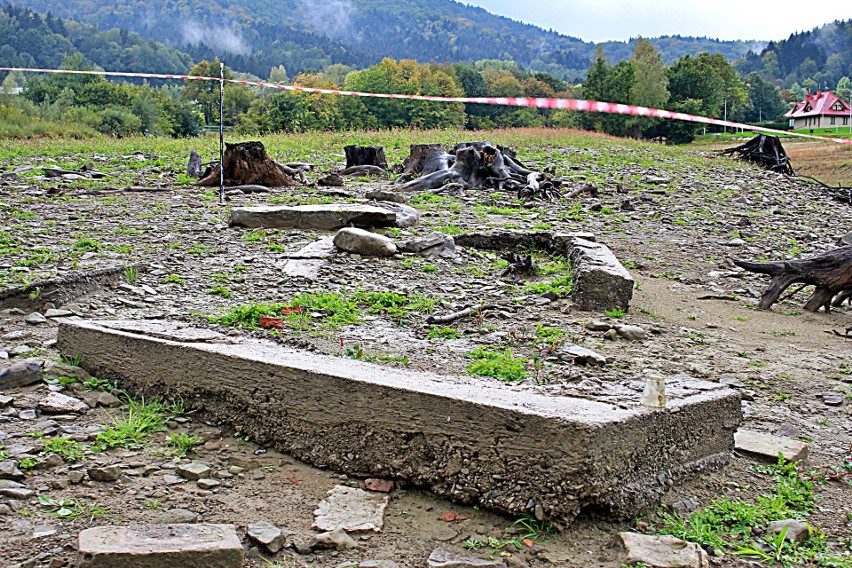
[
  {"xmin": 734, "ymin": 245, "xmax": 852, "ymax": 312},
  {"xmin": 344, "ymin": 145, "xmax": 388, "ymax": 170},
  {"xmin": 196, "ymin": 141, "xmax": 301, "ymax": 188}
]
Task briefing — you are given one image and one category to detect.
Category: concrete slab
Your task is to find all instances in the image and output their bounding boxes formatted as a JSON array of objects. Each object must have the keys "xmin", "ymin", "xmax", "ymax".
[
  {"xmin": 57, "ymin": 319, "xmax": 741, "ymax": 524},
  {"xmin": 76, "ymin": 523, "xmax": 242, "ymax": 568},
  {"xmin": 313, "ymin": 485, "xmax": 389, "ymax": 532},
  {"xmin": 569, "ymin": 238, "xmax": 634, "ymax": 311},
  {"xmin": 229, "ymin": 204, "xmax": 397, "ymax": 231}
]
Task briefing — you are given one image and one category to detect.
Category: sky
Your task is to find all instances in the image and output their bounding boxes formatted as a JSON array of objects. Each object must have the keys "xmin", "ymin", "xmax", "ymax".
[{"xmin": 463, "ymin": 0, "xmax": 852, "ymax": 43}]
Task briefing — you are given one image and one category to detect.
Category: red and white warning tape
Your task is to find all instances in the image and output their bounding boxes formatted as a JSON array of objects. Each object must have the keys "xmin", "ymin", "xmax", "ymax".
[{"xmin": 2, "ymin": 66, "xmax": 850, "ymax": 145}]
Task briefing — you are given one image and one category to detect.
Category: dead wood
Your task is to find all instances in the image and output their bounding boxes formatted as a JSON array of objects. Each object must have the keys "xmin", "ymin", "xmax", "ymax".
[
  {"xmin": 733, "ymin": 245, "xmax": 852, "ymax": 312},
  {"xmin": 340, "ymin": 165, "xmax": 384, "ymax": 177},
  {"xmin": 721, "ymin": 134, "xmax": 794, "ymax": 175},
  {"xmin": 395, "ymin": 144, "xmax": 454, "ymax": 185},
  {"xmin": 196, "ymin": 141, "xmax": 303, "ymax": 187},
  {"xmin": 426, "ymin": 304, "xmax": 492, "ymax": 325},
  {"xmin": 344, "ymin": 145, "xmax": 387, "ymax": 170},
  {"xmin": 187, "ymin": 151, "xmax": 202, "ymax": 177},
  {"xmin": 501, "ymin": 253, "xmax": 535, "ymax": 279}
]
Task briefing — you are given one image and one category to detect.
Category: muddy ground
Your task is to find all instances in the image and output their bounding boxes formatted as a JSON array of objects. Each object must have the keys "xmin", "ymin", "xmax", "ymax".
[{"xmin": 0, "ymin": 136, "xmax": 850, "ymax": 567}]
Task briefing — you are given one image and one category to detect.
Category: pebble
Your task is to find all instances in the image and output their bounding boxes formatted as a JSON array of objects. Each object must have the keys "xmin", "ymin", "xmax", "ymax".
[{"xmin": 24, "ymin": 312, "xmax": 47, "ymax": 325}]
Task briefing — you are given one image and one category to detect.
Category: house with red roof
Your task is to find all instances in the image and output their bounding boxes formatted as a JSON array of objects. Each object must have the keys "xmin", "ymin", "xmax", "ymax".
[{"xmin": 785, "ymin": 90, "xmax": 851, "ymax": 130}]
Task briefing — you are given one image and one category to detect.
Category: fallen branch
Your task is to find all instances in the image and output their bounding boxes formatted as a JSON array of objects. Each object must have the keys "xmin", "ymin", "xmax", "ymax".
[{"xmin": 426, "ymin": 304, "xmax": 492, "ymax": 325}]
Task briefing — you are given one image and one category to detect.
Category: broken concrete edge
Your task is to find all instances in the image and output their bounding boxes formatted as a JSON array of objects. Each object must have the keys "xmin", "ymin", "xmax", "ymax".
[
  {"xmin": 0, "ymin": 262, "xmax": 147, "ymax": 311},
  {"xmin": 229, "ymin": 204, "xmax": 397, "ymax": 231},
  {"xmin": 734, "ymin": 429, "xmax": 809, "ymax": 462},
  {"xmin": 57, "ymin": 319, "xmax": 741, "ymax": 524},
  {"xmin": 569, "ymin": 238, "xmax": 635, "ymax": 311}
]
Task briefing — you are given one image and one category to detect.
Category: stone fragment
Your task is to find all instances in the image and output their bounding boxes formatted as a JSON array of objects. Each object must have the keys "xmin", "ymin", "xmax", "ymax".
[
  {"xmin": 0, "ymin": 395, "xmax": 13, "ymax": 407},
  {"xmin": 365, "ymin": 190, "xmax": 405, "ymax": 203},
  {"xmin": 396, "ymin": 234, "xmax": 456, "ymax": 257},
  {"xmin": 88, "ymin": 465, "xmax": 121, "ymax": 482},
  {"xmin": 25, "ymin": 312, "xmax": 47, "ymax": 325},
  {"xmin": 38, "ymin": 392, "xmax": 89, "ymax": 414},
  {"xmin": 568, "ymin": 238, "xmax": 634, "ymax": 311},
  {"xmin": 364, "ymin": 478, "xmax": 395, "ymax": 493},
  {"xmin": 618, "ymin": 532, "xmax": 709, "ymax": 568},
  {"xmin": 230, "ymin": 204, "xmax": 396, "ymax": 231},
  {"xmin": 0, "ymin": 358, "xmax": 45, "ymax": 389},
  {"xmin": 585, "ymin": 319, "xmax": 612, "ymax": 332},
  {"xmin": 768, "ymin": 519, "xmax": 810, "ymax": 544},
  {"xmin": 45, "ymin": 309, "xmax": 74, "ymax": 318},
  {"xmin": 176, "ymin": 462, "xmax": 211, "ymax": 481},
  {"xmin": 561, "ymin": 344, "xmax": 607, "ymax": 366},
  {"xmin": 196, "ymin": 478, "xmax": 221, "ymax": 490},
  {"xmin": 155, "ymin": 508, "xmax": 199, "ymax": 524},
  {"xmin": 333, "ymin": 228, "xmax": 397, "ymax": 257},
  {"xmin": 307, "ymin": 527, "xmax": 358, "ymax": 550},
  {"xmin": 642, "ymin": 175, "xmax": 670, "ymax": 185},
  {"xmin": 427, "ymin": 547, "xmax": 505, "ymax": 567},
  {"xmin": 373, "ymin": 201, "xmax": 419, "ymax": 228},
  {"xmin": 76, "ymin": 523, "xmax": 242, "ymax": 567},
  {"xmin": 246, "ymin": 520, "xmax": 289, "ymax": 553},
  {"xmin": 43, "ymin": 362, "xmax": 91, "ymax": 383},
  {"xmin": 313, "ymin": 485, "xmax": 389, "ymax": 532},
  {"xmin": 734, "ymin": 430, "xmax": 808, "ymax": 462},
  {"xmin": 822, "ymin": 393, "xmax": 844, "ymax": 406},
  {"xmin": 616, "ymin": 325, "xmax": 647, "ymax": 341},
  {"xmin": 95, "ymin": 391, "xmax": 122, "ymax": 408},
  {"xmin": 359, "ymin": 561, "xmax": 400, "ymax": 568}
]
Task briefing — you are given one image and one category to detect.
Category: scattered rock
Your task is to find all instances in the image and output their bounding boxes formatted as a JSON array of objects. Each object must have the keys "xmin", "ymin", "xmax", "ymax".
[
  {"xmin": 768, "ymin": 519, "xmax": 810, "ymax": 544},
  {"xmin": 155, "ymin": 508, "xmax": 199, "ymax": 524},
  {"xmin": 313, "ymin": 485, "xmax": 389, "ymax": 532},
  {"xmin": 308, "ymin": 527, "xmax": 358, "ymax": 550},
  {"xmin": 76, "ymin": 523, "xmax": 242, "ymax": 567},
  {"xmin": 175, "ymin": 462, "xmax": 211, "ymax": 481},
  {"xmin": 43, "ymin": 362, "xmax": 91, "ymax": 383},
  {"xmin": 618, "ymin": 532, "xmax": 709, "ymax": 568},
  {"xmin": 333, "ymin": 228, "xmax": 397, "ymax": 257},
  {"xmin": 44, "ymin": 309, "xmax": 74, "ymax": 318},
  {"xmin": 230, "ymin": 204, "xmax": 396, "ymax": 231},
  {"xmin": 37, "ymin": 392, "xmax": 89, "ymax": 414},
  {"xmin": 24, "ymin": 312, "xmax": 47, "ymax": 325},
  {"xmin": 246, "ymin": 520, "xmax": 289, "ymax": 553},
  {"xmin": 615, "ymin": 325, "xmax": 647, "ymax": 341},
  {"xmin": 94, "ymin": 391, "xmax": 122, "ymax": 408},
  {"xmin": 822, "ymin": 393, "xmax": 845, "ymax": 406},
  {"xmin": 373, "ymin": 201, "xmax": 419, "ymax": 228},
  {"xmin": 364, "ymin": 478, "xmax": 395, "ymax": 493},
  {"xmin": 0, "ymin": 358, "xmax": 44, "ymax": 389},
  {"xmin": 427, "ymin": 546, "xmax": 505, "ymax": 567},
  {"xmin": 88, "ymin": 465, "xmax": 121, "ymax": 482},
  {"xmin": 396, "ymin": 234, "xmax": 456, "ymax": 258},
  {"xmin": 734, "ymin": 430, "xmax": 808, "ymax": 462},
  {"xmin": 560, "ymin": 344, "xmax": 607, "ymax": 366},
  {"xmin": 568, "ymin": 238, "xmax": 634, "ymax": 311},
  {"xmin": 365, "ymin": 189, "xmax": 405, "ymax": 203},
  {"xmin": 197, "ymin": 478, "xmax": 221, "ymax": 490},
  {"xmin": 359, "ymin": 561, "xmax": 401, "ymax": 568},
  {"xmin": 585, "ymin": 319, "xmax": 612, "ymax": 332}
]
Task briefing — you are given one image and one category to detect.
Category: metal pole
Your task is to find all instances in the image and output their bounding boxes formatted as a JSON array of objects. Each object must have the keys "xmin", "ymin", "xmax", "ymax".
[
  {"xmin": 723, "ymin": 96, "xmax": 727, "ymax": 134},
  {"xmin": 219, "ymin": 62, "xmax": 225, "ymax": 205}
]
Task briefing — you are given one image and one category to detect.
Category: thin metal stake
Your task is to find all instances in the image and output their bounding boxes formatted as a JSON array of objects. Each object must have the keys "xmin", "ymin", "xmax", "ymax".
[{"xmin": 219, "ymin": 61, "xmax": 225, "ymax": 205}]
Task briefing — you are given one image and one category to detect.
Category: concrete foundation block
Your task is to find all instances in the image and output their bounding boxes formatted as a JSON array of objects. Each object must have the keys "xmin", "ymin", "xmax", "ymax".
[
  {"xmin": 569, "ymin": 238, "xmax": 634, "ymax": 311},
  {"xmin": 229, "ymin": 204, "xmax": 397, "ymax": 231},
  {"xmin": 76, "ymin": 523, "xmax": 242, "ymax": 568},
  {"xmin": 58, "ymin": 319, "xmax": 740, "ymax": 525}
]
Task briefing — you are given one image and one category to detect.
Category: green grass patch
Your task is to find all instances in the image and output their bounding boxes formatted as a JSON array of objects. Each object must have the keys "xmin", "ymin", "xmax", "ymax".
[
  {"xmin": 92, "ymin": 395, "xmax": 176, "ymax": 452},
  {"xmin": 427, "ymin": 326, "xmax": 460, "ymax": 340},
  {"xmin": 466, "ymin": 348, "xmax": 529, "ymax": 382},
  {"xmin": 41, "ymin": 437, "xmax": 86, "ymax": 462}
]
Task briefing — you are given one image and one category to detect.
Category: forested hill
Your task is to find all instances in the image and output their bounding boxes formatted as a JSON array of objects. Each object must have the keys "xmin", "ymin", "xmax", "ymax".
[
  {"xmin": 601, "ymin": 36, "xmax": 759, "ymax": 66},
  {"xmin": 0, "ymin": 4, "xmax": 192, "ymax": 75},
  {"xmin": 7, "ymin": 0, "xmax": 758, "ymax": 80}
]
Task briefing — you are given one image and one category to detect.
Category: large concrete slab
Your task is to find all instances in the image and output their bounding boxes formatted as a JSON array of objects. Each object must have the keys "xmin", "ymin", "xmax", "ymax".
[
  {"xmin": 76, "ymin": 523, "xmax": 242, "ymax": 568},
  {"xmin": 57, "ymin": 319, "xmax": 741, "ymax": 524},
  {"xmin": 230, "ymin": 204, "xmax": 397, "ymax": 231}
]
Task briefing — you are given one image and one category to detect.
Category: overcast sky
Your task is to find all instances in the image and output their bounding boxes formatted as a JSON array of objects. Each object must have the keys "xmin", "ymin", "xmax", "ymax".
[{"xmin": 463, "ymin": 0, "xmax": 852, "ymax": 43}]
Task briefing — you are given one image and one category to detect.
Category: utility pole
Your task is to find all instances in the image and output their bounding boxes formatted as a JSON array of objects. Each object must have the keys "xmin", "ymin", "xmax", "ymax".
[{"xmin": 723, "ymin": 96, "xmax": 727, "ymax": 134}]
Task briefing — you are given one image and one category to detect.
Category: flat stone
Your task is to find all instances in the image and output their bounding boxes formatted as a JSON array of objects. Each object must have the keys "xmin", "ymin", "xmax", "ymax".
[
  {"xmin": 246, "ymin": 520, "xmax": 288, "ymax": 553},
  {"xmin": 333, "ymin": 228, "xmax": 397, "ymax": 257},
  {"xmin": 427, "ymin": 547, "xmax": 505, "ymax": 567},
  {"xmin": 373, "ymin": 201, "xmax": 419, "ymax": 228},
  {"xmin": 396, "ymin": 234, "xmax": 456, "ymax": 258},
  {"xmin": 38, "ymin": 392, "xmax": 89, "ymax": 414},
  {"xmin": 25, "ymin": 312, "xmax": 47, "ymax": 325},
  {"xmin": 364, "ymin": 478, "xmax": 395, "ymax": 493},
  {"xmin": 0, "ymin": 358, "xmax": 44, "ymax": 389},
  {"xmin": 43, "ymin": 362, "xmax": 91, "ymax": 382},
  {"xmin": 822, "ymin": 393, "xmax": 845, "ymax": 406},
  {"xmin": 585, "ymin": 319, "xmax": 612, "ymax": 332},
  {"xmin": 230, "ymin": 204, "xmax": 397, "ymax": 231},
  {"xmin": 76, "ymin": 524, "xmax": 242, "ymax": 567},
  {"xmin": 561, "ymin": 344, "xmax": 607, "ymax": 366},
  {"xmin": 176, "ymin": 462, "xmax": 211, "ymax": 481},
  {"xmin": 0, "ymin": 461, "xmax": 27, "ymax": 481},
  {"xmin": 313, "ymin": 485, "xmax": 389, "ymax": 532},
  {"xmin": 359, "ymin": 561, "xmax": 401, "ymax": 568},
  {"xmin": 196, "ymin": 478, "xmax": 221, "ymax": 490},
  {"xmin": 45, "ymin": 309, "xmax": 75, "ymax": 318},
  {"xmin": 618, "ymin": 532, "xmax": 709, "ymax": 568},
  {"xmin": 734, "ymin": 430, "xmax": 808, "ymax": 462},
  {"xmin": 307, "ymin": 527, "xmax": 358, "ymax": 550},
  {"xmin": 568, "ymin": 238, "xmax": 634, "ymax": 311},
  {"xmin": 768, "ymin": 519, "xmax": 810, "ymax": 544},
  {"xmin": 365, "ymin": 190, "xmax": 405, "ymax": 203},
  {"xmin": 95, "ymin": 391, "xmax": 122, "ymax": 408},
  {"xmin": 155, "ymin": 508, "xmax": 199, "ymax": 524},
  {"xmin": 57, "ymin": 318, "xmax": 741, "ymax": 524},
  {"xmin": 88, "ymin": 465, "xmax": 121, "ymax": 482}
]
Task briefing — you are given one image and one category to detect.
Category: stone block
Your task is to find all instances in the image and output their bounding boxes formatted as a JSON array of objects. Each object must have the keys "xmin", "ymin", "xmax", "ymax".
[
  {"xmin": 58, "ymin": 319, "xmax": 740, "ymax": 524},
  {"xmin": 568, "ymin": 238, "xmax": 634, "ymax": 311},
  {"xmin": 76, "ymin": 524, "xmax": 242, "ymax": 568},
  {"xmin": 229, "ymin": 204, "xmax": 397, "ymax": 231},
  {"xmin": 734, "ymin": 430, "xmax": 808, "ymax": 462}
]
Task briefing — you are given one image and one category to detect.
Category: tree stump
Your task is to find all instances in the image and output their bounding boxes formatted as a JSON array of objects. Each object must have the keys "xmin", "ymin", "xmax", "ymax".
[
  {"xmin": 396, "ymin": 144, "xmax": 454, "ymax": 184},
  {"xmin": 344, "ymin": 145, "xmax": 387, "ymax": 170},
  {"xmin": 721, "ymin": 134, "xmax": 794, "ymax": 175},
  {"xmin": 734, "ymin": 245, "xmax": 852, "ymax": 312},
  {"xmin": 195, "ymin": 141, "xmax": 300, "ymax": 188}
]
